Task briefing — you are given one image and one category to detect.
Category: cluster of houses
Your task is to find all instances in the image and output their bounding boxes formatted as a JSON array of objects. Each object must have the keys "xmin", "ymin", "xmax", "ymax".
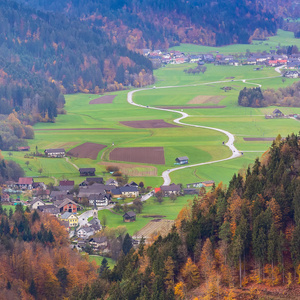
[
  {"xmin": 265, "ymin": 109, "xmax": 300, "ymax": 119},
  {"xmin": 142, "ymin": 48, "xmax": 300, "ymax": 72}
]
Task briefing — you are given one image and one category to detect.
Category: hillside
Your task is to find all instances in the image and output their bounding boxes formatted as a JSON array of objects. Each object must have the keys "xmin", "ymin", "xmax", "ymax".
[
  {"xmin": 17, "ymin": 0, "xmax": 279, "ymax": 48},
  {"xmin": 73, "ymin": 134, "xmax": 300, "ymax": 299},
  {"xmin": 0, "ymin": 0, "xmax": 153, "ymax": 119}
]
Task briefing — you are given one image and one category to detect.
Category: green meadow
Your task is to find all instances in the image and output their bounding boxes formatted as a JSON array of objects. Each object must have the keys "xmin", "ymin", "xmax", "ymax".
[
  {"xmin": 97, "ymin": 195, "xmax": 193, "ymax": 235},
  {"xmin": 4, "ymin": 31, "xmax": 300, "ymax": 189},
  {"xmin": 88, "ymin": 255, "xmax": 115, "ymax": 268},
  {"xmin": 169, "ymin": 30, "xmax": 300, "ymax": 54}
]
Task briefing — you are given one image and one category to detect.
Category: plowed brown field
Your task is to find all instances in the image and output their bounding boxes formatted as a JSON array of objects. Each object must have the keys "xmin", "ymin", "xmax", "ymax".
[
  {"xmin": 89, "ymin": 95, "xmax": 116, "ymax": 104},
  {"xmin": 67, "ymin": 142, "xmax": 107, "ymax": 159},
  {"xmin": 109, "ymin": 147, "xmax": 165, "ymax": 164},
  {"xmin": 120, "ymin": 119, "xmax": 179, "ymax": 128}
]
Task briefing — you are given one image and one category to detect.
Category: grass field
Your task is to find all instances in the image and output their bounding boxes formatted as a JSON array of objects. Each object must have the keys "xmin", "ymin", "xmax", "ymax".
[
  {"xmin": 4, "ymin": 30, "xmax": 299, "ymax": 190},
  {"xmin": 88, "ymin": 255, "xmax": 115, "ymax": 268},
  {"xmin": 169, "ymin": 30, "xmax": 300, "ymax": 54},
  {"xmin": 97, "ymin": 195, "xmax": 193, "ymax": 235}
]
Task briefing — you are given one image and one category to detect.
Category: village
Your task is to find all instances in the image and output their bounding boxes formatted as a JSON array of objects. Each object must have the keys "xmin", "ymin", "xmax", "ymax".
[
  {"xmin": 0, "ymin": 152, "xmax": 215, "ymax": 258},
  {"xmin": 143, "ymin": 48, "xmax": 300, "ymax": 76}
]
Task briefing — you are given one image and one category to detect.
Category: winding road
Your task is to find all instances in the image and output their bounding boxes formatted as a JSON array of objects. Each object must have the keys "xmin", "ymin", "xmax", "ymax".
[{"xmin": 127, "ymin": 72, "xmax": 283, "ymax": 185}]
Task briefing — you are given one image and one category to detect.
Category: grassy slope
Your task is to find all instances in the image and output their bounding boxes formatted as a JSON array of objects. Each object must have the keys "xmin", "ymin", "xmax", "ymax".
[
  {"xmin": 169, "ymin": 30, "xmax": 300, "ymax": 54},
  {"xmin": 97, "ymin": 195, "xmax": 193, "ymax": 235}
]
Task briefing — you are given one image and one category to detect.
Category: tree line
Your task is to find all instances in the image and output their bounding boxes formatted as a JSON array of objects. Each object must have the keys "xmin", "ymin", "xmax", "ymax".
[{"xmin": 238, "ymin": 82, "xmax": 300, "ymax": 107}]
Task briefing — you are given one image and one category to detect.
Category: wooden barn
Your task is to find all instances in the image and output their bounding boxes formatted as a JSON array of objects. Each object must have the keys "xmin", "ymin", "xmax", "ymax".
[
  {"xmin": 123, "ymin": 211, "xmax": 136, "ymax": 222},
  {"xmin": 175, "ymin": 156, "xmax": 188, "ymax": 165},
  {"xmin": 79, "ymin": 168, "xmax": 96, "ymax": 176}
]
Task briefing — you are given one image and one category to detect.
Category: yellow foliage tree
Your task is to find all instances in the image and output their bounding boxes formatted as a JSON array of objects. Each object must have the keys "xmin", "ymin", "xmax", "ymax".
[
  {"xmin": 181, "ymin": 257, "xmax": 201, "ymax": 290},
  {"xmin": 174, "ymin": 281, "xmax": 185, "ymax": 299}
]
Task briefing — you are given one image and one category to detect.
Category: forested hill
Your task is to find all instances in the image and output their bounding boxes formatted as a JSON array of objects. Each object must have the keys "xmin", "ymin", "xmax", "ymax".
[
  {"xmin": 75, "ymin": 134, "xmax": 300, "ymax": 299},
  {"xmin": 17, "ymin": 0, "xmax": 279, "ymax": 48},
  {"xmin": 0, "ymin": 0, "xmax": 153, "ymax": 119}
]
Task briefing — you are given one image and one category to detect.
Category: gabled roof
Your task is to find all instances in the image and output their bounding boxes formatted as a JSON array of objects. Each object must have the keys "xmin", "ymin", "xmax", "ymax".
[
  {"xmin": 59, "ymin": 180, "xmax": 75, "ymax": 186},
  {"xmin": 79, "ymin": 168, "xmax": 95, "ymax": 172},
  {"xmin": 176, "ymin": 156, "xmax": 188, "ymax": 161},
  {"xmin": 56, "ymin": 198, "xmax": 77, "ymax": 209},
  {"xmin": 30, "ymin": 198, "xmax": 44, "ymax": 206},
  {"xmin": 86, "ymin": 177, "xmax": 103, "ymax": 184},
  {"xmin": 106, "ymin": 178, "xmax": 117, "ymax": 185},
  {"xmin": 90, "ymin": 236, "xmax": 107, "ymax": 244},
  {"xmin": 273, "ymin": 109, "xmax": 283, "ymax": 114},
  {"xmin": 120, "ymin": 186, "xmax": 138, "ymax": 193},
  {"xmin": 45, "ymin": 148, "xmax": 65, "ymax": 153},
  {"xmin": 79, "ymin": 227, "xmax": 94, "ymax": 233},
  {"xmin": 123, "ymin": 211, "xmax": 136, "ymax": 218},
  {"xmin": 60, "ymin": 212, "xmax": 77, "ymax": 219},
  {"xmin": 18, "ymin": 177, "xmax": 33, "ymax": 185},
  {"xmin": 160, "ymin": 183, "xmax": 181, "ymax": 192}
]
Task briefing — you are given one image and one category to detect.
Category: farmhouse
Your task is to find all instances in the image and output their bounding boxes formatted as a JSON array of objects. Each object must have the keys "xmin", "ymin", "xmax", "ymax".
[
  {"xmin": 160, "ymin": 183, "xmax": 181, "ymax": 196},
  {"xmin": 88, "ymin": 194, "xmax": 110, "ymax": 206},
  {"xmin": 77, "ymin": 227, "xmax": 95, "ymax": 239},
  {"xmin": 44, "ymin": 148, "xmax": 66, "ymax": 158},
  {"xmin": 111, "ymin": 186, "xmax": 139, "ymax": 198},
  {"xmin": 123, "ymin": 211, "xmax": 136, "ymax": 222},
  {"xmin": 17, "ymin": 177, "xmax": 33, "ymax": 190},
  {"xmin": 60, "ymin": 212, "xmax": 78, "ymax": 227},
  {"xmin": 1, "ymin": 193, "xmax": 10, "ymax": 202},
  {"xmin": 106, "ymin": 178, "xmax": 118, "ymax": 186},
  {"xmin": 175, "ymin": 156, "xmax": 189, "ymax": 165},
  {"xmin": 55, "ymin": 198, "xmax": 78, "ymax": 213},
  {"xmin": 30, "ymin": 198, "xmax": 45, "ymax": 210},
  {"xmin": 89, "ymin": 237, "xmax": 108, "ymax": 252},
  {"xmin": 79, "ymin": 168, "xmax": 96, "ymax": 176},
  {"xmin": 273, "ymin": 109, "xmax": 284, "ymax": 118},
  {"xmin": 37, "ymin": 205, "xmax": 60, "ymax": 216}
]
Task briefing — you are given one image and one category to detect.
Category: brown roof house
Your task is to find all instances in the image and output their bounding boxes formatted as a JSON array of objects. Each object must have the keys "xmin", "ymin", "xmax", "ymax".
[
  {"xmin": 17, "ymin": 177, "xmax": 34, "ymax": 190},
  {"xmin": 160, "ymin": 183, "xmax": 181, "ymax": 196},
  {"xmin": 123, "ymin": 211, "xmax": 136, "ymax": 222}
]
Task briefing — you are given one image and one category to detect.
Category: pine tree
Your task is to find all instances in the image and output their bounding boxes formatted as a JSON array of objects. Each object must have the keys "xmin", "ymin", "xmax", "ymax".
[{"xmin": 122, "ymin": 233, "xmax": 133, "ymax": 255}]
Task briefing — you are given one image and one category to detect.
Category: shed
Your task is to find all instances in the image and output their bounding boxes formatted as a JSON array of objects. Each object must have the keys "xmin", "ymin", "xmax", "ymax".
[
  {"xmin": 79, "ymin": 168, "xmax": 96, "ymax": 176},
  {"xmin": 123, "ymin": 211, "xmax": 136, "ymax": 222},
  {"xmin": 175, "ymin": 156, "xmax": 188, "ymax": 165}
]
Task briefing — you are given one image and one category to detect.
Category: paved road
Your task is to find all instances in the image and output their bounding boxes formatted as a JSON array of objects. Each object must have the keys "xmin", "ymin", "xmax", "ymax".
[{"xmin": 127, "ymin": 74, "xmax": 281, "ymax": 185}]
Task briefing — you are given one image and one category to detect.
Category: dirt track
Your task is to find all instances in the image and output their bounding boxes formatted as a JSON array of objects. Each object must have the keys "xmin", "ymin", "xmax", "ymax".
[
  {"xmin": 89, "ymin": 95, "xmax": 116, "ymax": 104},
  {"xmin": 34, "ymin": 128, "xmax": 115, "ymax": 131},
  {"xmin": 157, "ymin": 106, "xmax": 226, "ymax": 109},
  {"xmin": 120, "ymin": 119, "xmax": 179, "ymax": 128},
  {"xmin": 243, "ymin": 137, "xmax": 275, "ymax": 141},
  {"xmin": 67, "ymin": 142, "xmax": 107, "ymax": 159},
  {"xmin": 109, "ymin": 147, "xmax": 165, "ymax": 164}
]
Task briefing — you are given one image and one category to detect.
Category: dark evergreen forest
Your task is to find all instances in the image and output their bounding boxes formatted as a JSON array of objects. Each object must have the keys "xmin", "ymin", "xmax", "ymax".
[
  {"xmin": 0, "ymin": 0, "xmax": 153, "ymax": 119},
  {"xmin": 16, "ymin": 0, "xmax": 279, "ymax": 48}
]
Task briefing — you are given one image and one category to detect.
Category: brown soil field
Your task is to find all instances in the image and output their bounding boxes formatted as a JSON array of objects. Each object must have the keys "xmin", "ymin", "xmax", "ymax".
[
  {"xmin": 134, "ymin": 219, "xmax": 175, "ymax": 241},
  {"xmin": 99, "ymin": 162, "xmax": 157, "ymax": 176},
  {"xmin": 244, "ymin": 137, "xmax": 275, "ymax": 141},
  {"xmin": 157, "ymin": 105, "xmax": 226, "ymax": 109},
  {"xmin": 188, "ymin": 95, "xmax": 225, "ymax": 104},
  {"xmin": 109, "ymin": 147, "xmax": 165, "ymax": 164},
  {"xmin": 67, "ymin": 142, "xmax": 107, "ymax": 159},
  {"xmin": 120, "ymin": 119, "xmax": 179, "ymax": 128},
  {"xmin": 34, "ymin": 128, "xmax": 115, "ymax": 131},
  {"xmin": 89, "ymin": 95, "xmax": 116, "ymax": 104}
]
